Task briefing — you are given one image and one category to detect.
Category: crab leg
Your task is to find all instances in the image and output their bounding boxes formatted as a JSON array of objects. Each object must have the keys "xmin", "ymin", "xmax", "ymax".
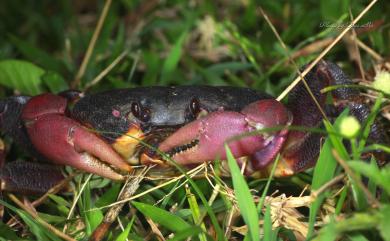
[
  {"xmin": 21, "ymin": 94, "xmax": 132, "ymax": 180},
  {"xmin": 1, "ymin": 161, "xmax": 65, "ymax": 194}
]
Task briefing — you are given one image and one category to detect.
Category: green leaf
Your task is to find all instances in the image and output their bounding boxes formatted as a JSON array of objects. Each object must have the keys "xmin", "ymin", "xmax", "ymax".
[
  {"xmin": 315, "ymin": 219, "xmax": 337, "ymax": 241},
  {"xmin": 263, "ymin": 204, "xmax": 272, "ymax": 241},
  {"xmin": 132, "ymin": 201, "xmax": 192, "ymax": 232},
  {"xmin": 48, "ymin": 194, "xmax": 70, "ymax": 215},
  {"xmin": 95, "ymin": 183, "xmax": 121, "ymax": 208},
  {"xmin": 0, "ymin": 199, "xmax": 61, "ymax": 241},
  {"xmin": 78, "ymin": 181, "xmax": 103, "ymax": 235},
  {"xmin": 185, "ymin": 185, "xmax": 207, "ymax": 241},
  {"xmin": 38, "ymin": 212, "xmax": 66, "ymax": 224},
  {"xmin": 8, "ymin": 35, "xmax": 66, "ymax": 73},
  {"xmin": 0, "ymin": 221, "xmax": 20, "ymax": 240},
  {"xmin": 115, "ymin": 218, "xmax": 134, "ymax": 241},
  {"xmin": 320, "ymin": 0, "xmax": 350, "ymax": 21},
  {"xmin": 347, "ymin": 233, "xmax": 369, "ymax": 241},
  {"xmin": 207, "ymin": 62, "xmax": 253, "ymax": 76},
  {"xmin": 225, "ymin": 145, "xmax": 259, "ymax": 241},
  {"xmin": 0, "ymin": 59, "xmax": 45, "ymax": 95},
  {"xmin": 308, "ymin": 110, "xmax": 348, "ymax": 237},
  {"xmin": 348, "ymin": 161, "xmax": 390, "ymax": 196},
  {"xmin": 41, "ymin": 71, "xmax": 69, "ymax": 93},
  {"xmin": 167, "ymin": 226, "xmax": 204, "ymax": 241},
  {"xmin": 379, "ymin": 205, "xmax": 390, "ymax": 241}
]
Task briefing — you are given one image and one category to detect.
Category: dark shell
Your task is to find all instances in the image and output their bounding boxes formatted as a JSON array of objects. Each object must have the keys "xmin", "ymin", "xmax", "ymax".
[{"xmin": 71, "ymin": 86, "xmax": 271, "ymax": 142}]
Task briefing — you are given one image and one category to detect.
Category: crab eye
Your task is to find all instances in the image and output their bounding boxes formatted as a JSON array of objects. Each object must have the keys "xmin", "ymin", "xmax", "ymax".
[
  {"xmin": 131, "ymin": 102, "xmax": 150, "ymax": 122},
  {"xmin": 131, "ymin": 102, "xmax": 140, "ymax": 117},
  {"xmin": 189, "ymin": 98, "xmax": 200, "ymax": 117}
]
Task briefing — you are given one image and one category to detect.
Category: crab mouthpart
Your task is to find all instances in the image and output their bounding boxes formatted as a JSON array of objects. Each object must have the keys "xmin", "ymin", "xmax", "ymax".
[{"xmin": 112, "ymin": 124, "xmax": 145, "ymax": 164}]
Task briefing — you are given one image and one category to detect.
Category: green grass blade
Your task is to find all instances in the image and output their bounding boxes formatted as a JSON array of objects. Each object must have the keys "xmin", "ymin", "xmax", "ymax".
[
  {"xmin": 0, "ymin": 199, "xmax": 61, "ymax": 241},
  {"xmin": 160, "ymin": 31, "xmax": 188, "ymax": 84},
  {"xmin": 307, "ymin": 137, "xmax": 337, "ymax": 238},
  {"xmin": 0, "ymin": 221, "xmax": 20, "ymax": 240},
  {"xmin": 132, "ymin": 201, "xmax": 192, "ymax": 232},
  {"xmin": 185, "ymin": 185, "xmax": 207, "ymax": 241},
  {"xmin": 225, "ymin": 145, "xmax": 259, "ymax": 241},
  {"xmin": 263, "ymin": 204, "xmax": 272, "ymax": 241},
  {"xmin": 357, "ymin": 95, "xmax": 383, "ymax": 152},
  {"xmin": 167, "ymin": 226, "xmax": 205, "ymax": 241},
  {"xmin": 115, "ymin": 217, "xmax": 134, "ymax": 241},
  {"xmin": 257, "ymin": 154, "xmax": 280, "ymax": 213}
]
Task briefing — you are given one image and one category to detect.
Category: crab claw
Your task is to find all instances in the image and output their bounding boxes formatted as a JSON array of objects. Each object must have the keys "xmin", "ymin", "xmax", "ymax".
[
  {"xmin": 21, "ymin": 94, "xmax": 132, "ymax": 181},
  {"xmin": 159, "ymin": 99, "xmax": 291, "ymax": 170}
]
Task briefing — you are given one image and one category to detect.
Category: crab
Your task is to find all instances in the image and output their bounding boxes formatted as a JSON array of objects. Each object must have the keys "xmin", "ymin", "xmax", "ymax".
[{"xmin": 0, "ymin": 60, "xmax": 386, "ymax": 194}]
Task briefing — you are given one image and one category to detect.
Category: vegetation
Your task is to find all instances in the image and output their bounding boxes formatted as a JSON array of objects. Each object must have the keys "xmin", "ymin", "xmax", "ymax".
[{"xmin": 0, "ymin": 0, "xmax": 389, "ymax": 240}]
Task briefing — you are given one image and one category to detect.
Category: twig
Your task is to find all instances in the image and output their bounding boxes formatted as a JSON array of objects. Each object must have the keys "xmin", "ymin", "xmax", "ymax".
[
  {"xmin": 353, "ymin": 38, "xmax": 390, "ymax": 70},
  {"xmin": 311, "ymin": 174, "xmax": 346, "ymax": 198},
  {"xmin": 8, "ymin": 194, "xmax": 76, "ymax": 241},
  {"xmin": 66, "ymin": 174, "xmax": 93, "ymax": 220},
  {"xmin": 84, "ymin": 50, "xmax": 129, "ymax": 91},
  {"xmin": 72, "ymin": 0, "xmax": 112, "ymax": 88},
  {"xmin": 348, "ymin": 9, "xmax": 365, "ymax": 82},
  {"xmin": 258, "ymin": 7, "xmax": 328, "ymax": 121},
  {"xmin": 89, "ymin": 168, "xmax": 148, "ymax": 241}
]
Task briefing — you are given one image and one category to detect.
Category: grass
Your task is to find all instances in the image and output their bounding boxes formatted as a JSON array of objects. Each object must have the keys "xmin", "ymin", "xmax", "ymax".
[{"xmin": 0, "ymin": 0, "xmax": 390, "ymax": 240}]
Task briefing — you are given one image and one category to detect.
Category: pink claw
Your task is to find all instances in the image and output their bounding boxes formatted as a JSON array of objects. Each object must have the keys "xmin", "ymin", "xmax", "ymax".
[
  {"xmin": 159, "ymin": 99, "xmax": 292, "ymax": 170},
  {"xmin": 22, "ymin": 94, "xmax": 131, "ymax": 180}
]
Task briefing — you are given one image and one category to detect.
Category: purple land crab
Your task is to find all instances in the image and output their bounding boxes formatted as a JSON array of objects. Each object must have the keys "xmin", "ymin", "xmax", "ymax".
[{"xmin": 0, "ymin": 60, "xmax": 386, "ymax": 194}]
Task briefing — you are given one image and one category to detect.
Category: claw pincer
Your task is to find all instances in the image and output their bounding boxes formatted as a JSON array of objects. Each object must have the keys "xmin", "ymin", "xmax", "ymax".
[
  {"xmin": 159, "ymin": 99, "xmax": 292, "ymax": 171},
  {"xmin": 21, "ymin": 94, "xmax": 131, "ymax": 180}
]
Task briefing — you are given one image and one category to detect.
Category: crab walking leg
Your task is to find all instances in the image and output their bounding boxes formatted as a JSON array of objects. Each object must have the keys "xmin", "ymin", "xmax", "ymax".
[
  {"xmin": 0, "ymin": 161, "xmax": 65, "ymax": 194},
  {"xmin": 159, "ymin": 99, "xmax": 291, "ymax": 169}
]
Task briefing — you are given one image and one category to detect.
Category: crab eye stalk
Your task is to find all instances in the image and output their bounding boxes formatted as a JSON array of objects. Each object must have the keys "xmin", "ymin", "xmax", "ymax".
[
  {"xmin": 131, "ymin": 102, "xmax": 150, "ymax": 122},
  {"xmin": 131, "ymin": 102, "xmax": 140, "ymax": 117},
  {"xmin": 189, "ymin": 97, "xmax": 201, "ymax": 117}
]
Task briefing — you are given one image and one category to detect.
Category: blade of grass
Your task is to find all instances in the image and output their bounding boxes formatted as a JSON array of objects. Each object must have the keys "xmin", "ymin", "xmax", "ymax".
[
  {"xmin": 276, "ymin": 0, "xmax": 379, "ymax": 101},
  {"xmin": 72, "ymin": 0, "xmax": 112, "ymax": 88},
  {"xmin": 160, "ymin": 30, "xmax": 188, "ymax": 84},
  {"xmin": 257, "ymin": 154, "xmax": 280, "ymax": 213},
  {"xmin": 2, "ymin": 196, "xmax": 75, "ymax": 241},
  {"xmin": 263, "ymin": 204, "xmax": 273, "ymax": 241},
  {"xmin": 225, "ymin": 145, "xmax": 259, "ymax": 241},
  {"xmin": 185, "ymin": 185, "xmax": 207, "ymax": 241},
  {"xmin": 115, "ymin": 217, "xmax": 135, "ymax": 241},
  {"xmin": 357, "ymin": 94, "xmax": 383, "ymax": 152},
  {"xmin": 307, "ymin": 110, "xmax": 349, "ymax": 238},
  {"xmin": 132, "ymin": 201, "xmax": 191, "ymax": 232},
  {"xmin": 167, "ymin": 226, "xmax": 205, "ymax": 241}
]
